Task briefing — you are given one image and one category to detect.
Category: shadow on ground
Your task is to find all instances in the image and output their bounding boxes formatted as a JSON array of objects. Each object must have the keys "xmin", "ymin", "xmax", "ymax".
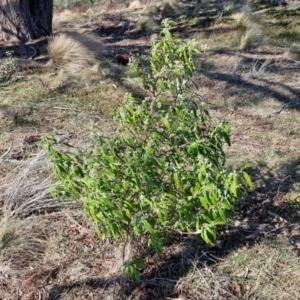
[
  {"xmin": 199, "ymin": 68, "xmax": 300, "ymax": 110},
  {"xmin": 46, "ymin": 155, "xmax": 300, "ymax": 300}
]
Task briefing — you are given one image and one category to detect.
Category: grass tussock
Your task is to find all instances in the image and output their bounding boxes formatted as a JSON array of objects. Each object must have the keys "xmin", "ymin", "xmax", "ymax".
[
  {"xmin": 161, "ymin": 1, "xmax": 180, "ymax": 18},
  {"xmin": 47, "ymin": 32, "xmax": 107, "ymax": 73},
  {"xmin": 0, "ymin": 150, "xmax": 70, "ymax": 219},
  {"xmin": 0, "ymin": 219, "xmax": 46, "ymax": 269},
  {"xmin": 196, "ymin": 0, "xmax": 210, "ymax": 10},
  {"xmin": 56, "ymin": 62, "xmax": 102, "ymax": 87},
  {"xmin": 234, "ymin": 11, "xmax": 254, "ymax": 31},
  {"xmin": 136, "ymin": 18, "xmax": 160, "ymax": 32},
  {"xmin": 142, "ymin": 5, "xmax": 161, "ymax": 15},
  {"xmin": 0, "ymin": 221, "xmax": 15, "ymax": 251},
  {"xmin": 240, "ymin": 28, "xmax": 267, "ymax": 50},
  {"xmin": 128, "ymin": 0, "xmax": 142, "ymax": 10},
  {"xmin": 284, "ymin": 43, "xmax": 300, "ymax": 59},
  {"xmin": 223, "ymin": 3, "xmax": 239, "ymax": 16}
]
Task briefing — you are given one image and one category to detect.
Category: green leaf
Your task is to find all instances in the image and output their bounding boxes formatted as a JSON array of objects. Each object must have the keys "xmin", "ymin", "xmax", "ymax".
[
  {"xmin": 155, "ymin": 208, "xmax": 163, "ymax": 223},
  {"xmin": 74, "ymin": 166, "xmax": 84, "ymax": 178},
  {"xmin": 122, "ymin": 180, "xmax": 128, "ymax": 191},
  {"xmin": 164, "ymin": 118, "xmax": 172, "ymax": 132},
  {"xmin": 153, "ymin": 239, "xmax": 162, "ymax": 254},
  {"xmin": 133, "ymin": 226, "xmax": 141, "ymax": 236},
  {"xmin": 55, "ymin": 164, "xmax": 68, "ymax": 174},
  {"xmin": 60, "ymin": 152, "xmax": 72, "ymax": 162},
  {"xmin": 141, "ymin": 220, "xmax": 155, "ymax": 235},
  {"xmin": 173, "ymin": 173, "xmax": 182, "ymax": 190},
  {"xmin": 243, "ymin": 172, "xmax": 253, "ymax": 190},
  {"xmin": 102, "ymin": 169, "xmax": 115, "ymax": 179},
  {"xmin": 230, "ymin": 177, "xmax": 238, "ymax": 197},
  {"xmin": 201, "ymin": 229, "xmax": 211, "ymax": 244},
  {"xmin": 205, "ymin": 225, "xmax": 217, "ymax": 240},
  {"xmin": 200, "ymin": 196, "xmax": 209, "ymax": 210}
]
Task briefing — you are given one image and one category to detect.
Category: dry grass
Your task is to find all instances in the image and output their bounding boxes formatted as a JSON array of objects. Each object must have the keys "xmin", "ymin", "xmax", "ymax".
[
  {"xmin": 240, "ymin": 28, "xmax": 262, "ymax": 50},
  {"xmin": 136, "ymin": 17, "xmax": 160, "ymax": 32},
  {"xmin": 128, "ymin": 0, "xmax": 143, "ymax": 10},
  {"xmin": 142, "ymin": 4, "xmax": 161, "ymax": 15},
  {"xmin": 47, "ymin": 32, "xmax": 106, "ymax": 73},
  {"xmin": 0, "ymin": 209, "xmax": 124, "ymax": 300},
  {"xmin": 161, "ymin": 1, "xmax": 180, "ymax": 18},
  {"xmin": 284, "ymin": 43, "xmax": 300, "ymax": 60},
  {"xmin": 0, "ymin": 150, "xmax": 72, "ymax": 219},
  {"xmin": 233, "ymin": 11, "xmax": 254, "ymax": 31},
  {"xmin": 222, "ymin": 2, "xmax": 239, "ymax": 16},
  {"xmin": 0, "ymin": 149, "xmax": 126, "ymax": 299},
  {"xmin": 174, "ymin": 239, "xmax": 300, "ymax": 300},
  {"xmin": 196, "ymin": 0, "xmax": 210, "ymax": 10}
]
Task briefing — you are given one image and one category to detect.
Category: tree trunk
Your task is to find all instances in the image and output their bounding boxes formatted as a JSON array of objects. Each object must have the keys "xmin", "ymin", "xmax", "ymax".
[{"xmin": 0, "ymin": 0, "xmax": 53, "ymax": 43}]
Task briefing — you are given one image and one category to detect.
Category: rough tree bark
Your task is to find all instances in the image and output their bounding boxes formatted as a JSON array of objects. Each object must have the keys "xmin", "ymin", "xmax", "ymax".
[{"xmin": 0, "ymin": 0, "xmax": 53, "ymax": 42}]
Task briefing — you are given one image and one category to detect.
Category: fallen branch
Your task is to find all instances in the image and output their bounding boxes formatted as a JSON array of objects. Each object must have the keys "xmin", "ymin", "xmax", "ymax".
[
  {"xmin": 265, "ymin": 101, "xmax": 300, "ymax": 117},
  {"xmin": 0, "ymin": 141, "xmax": 13, "ymax": 164},
  {"xmin": 29, "ymin": 46, "xmax": 37, "ymax": 60},
  {"xmin": 53, "ymin": 106, "xmax": 81, "ymax": 112}
]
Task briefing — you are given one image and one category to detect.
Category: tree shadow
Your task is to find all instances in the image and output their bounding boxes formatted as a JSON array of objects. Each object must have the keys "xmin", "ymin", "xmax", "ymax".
[
  {"xmin": 222, "ymin": 156, "xmax": 300, "ymax": 253},
  {"xmin": 0, "ymin": 38, "xmax": 48, "ymax": 61},
  {"xmin": 46, "ymin": 241, "xmax": 203, "ymax": 300},
  {"xmin": 199, "ymin": 68, "xmax": 300, "ymax": 110},
  {"xmin": 47, "ymin": 275, "xmax": 123, "ymax": 300}
]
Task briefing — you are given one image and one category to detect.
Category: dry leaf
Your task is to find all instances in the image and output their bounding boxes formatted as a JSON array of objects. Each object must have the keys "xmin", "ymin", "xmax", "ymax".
[
  {"xmin": 131, "ymin": 282, "xmax": 146, "ymax": 296},
  {"xmin": 233, "ymin": 282, "xmax": 241, "ymax": 294}
]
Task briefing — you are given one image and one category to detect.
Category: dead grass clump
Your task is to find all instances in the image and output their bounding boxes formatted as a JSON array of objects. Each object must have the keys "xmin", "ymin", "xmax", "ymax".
[
  {"xmin": 0, "ymin": 212, "xmax": 97, "ymax": 299},
  {"xmin": 223, "ymin": 3, "xmax": 239, "ymax": 16},
  {"xmin": 128, "ymin": 0, "xmax": 143, "ymax": 10},
  {"xmin": 240, "ymin": 28, "xmax": 264, "ymax": 50},
  {"xmin": 142, "ymin": 5, "xmax": 161, "ymax": 15},
  {"xmin": 284, "ymin": 43, "xmax": 300, "ymax": 59},
  {"xmin": 136, "ymin": 18, "xmax": 160, "ymax": 32},
  {"xmin": 0, "ymin": 218, "xmax": 48, "ymax": 291},
  {"xmin": 0, "ymin": 220, "xmax": 16, "ymax": 251},
  {"xmin": 248, "ymin": 58, "xmax": 272, "ymax": 78},
  {"xmin": 233, "ymin": 11, "xmax": 254, "ymax": 31},
  {"xmin": 196, "ymin": 0, "xmax": 210, "ymax": 10},
  {"xmin": 56, "ymin": 62, "xmax": 103, "ymax": 87},
  {"xmin": 0, "ymin": 150, "xmax": 70, "ymax": 219},
  {"xmin": 161, "ymin": 1, "xmax": 179, "ymax": 18},
  {"xmin": 47, "ymin": 32, "xmax": 106, "ymax": 73}
]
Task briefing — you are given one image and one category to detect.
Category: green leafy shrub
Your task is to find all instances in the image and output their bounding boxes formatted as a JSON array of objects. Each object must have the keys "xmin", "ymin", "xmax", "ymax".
[
  {"xmin": 45, "ymin": 19, "xmax": 251, "ymax": 278},
  {"xmin": 0, "ymin": 51, "xmax": 17, "ymax": 82}
]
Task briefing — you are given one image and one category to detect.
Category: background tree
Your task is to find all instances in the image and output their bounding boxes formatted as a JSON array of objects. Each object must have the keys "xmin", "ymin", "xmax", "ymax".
[{"xmin": 0, "ymin": 0, "xmax": 53, "ymax": 42}]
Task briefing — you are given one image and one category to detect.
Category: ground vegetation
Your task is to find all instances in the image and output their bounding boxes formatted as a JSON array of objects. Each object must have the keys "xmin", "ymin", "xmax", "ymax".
[{"xmin": 1, "ymin": 0, "xmax": 300, "ymax": 299}]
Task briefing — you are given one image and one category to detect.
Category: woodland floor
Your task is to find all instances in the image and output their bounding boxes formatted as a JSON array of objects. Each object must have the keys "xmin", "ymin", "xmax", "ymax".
[{"xmin": 1, "ymin": 0, "xmax": 300, "ymax": 299}]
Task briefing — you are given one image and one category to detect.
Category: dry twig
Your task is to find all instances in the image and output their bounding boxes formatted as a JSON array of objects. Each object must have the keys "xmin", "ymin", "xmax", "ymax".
[
  {"xmin": 264, "ymin": 101, "xmax": 300, "ymax": 117},
  {"xmin": 0, "ymin": 141, "xmax": 13, "ymax": 164}
]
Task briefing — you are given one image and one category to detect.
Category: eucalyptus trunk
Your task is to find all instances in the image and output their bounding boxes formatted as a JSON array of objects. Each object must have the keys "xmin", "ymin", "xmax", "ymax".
[{"xmin": 0, "ymin": 0, "xmax": 53, "ymax": 42}]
